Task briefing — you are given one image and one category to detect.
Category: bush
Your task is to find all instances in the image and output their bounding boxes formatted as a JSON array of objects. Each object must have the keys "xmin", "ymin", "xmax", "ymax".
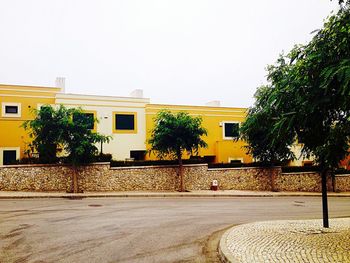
[
  {"xmin": 281, "ymin": 166, "xmax": 321, "ymax": 173},
  {"xmin": 110, "ymin": 159, "xmax": 205, "ymax": 167},
  {"xmin": 208, "ymin": 161, "xmax": 285, "ymax": 169},
  {"xmin": 92, "ymin": 154, "xmax": 113, "ymax": 162}
]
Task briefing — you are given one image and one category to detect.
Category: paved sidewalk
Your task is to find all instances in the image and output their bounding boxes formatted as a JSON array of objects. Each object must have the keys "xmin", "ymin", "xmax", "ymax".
[
  {"xmin": 0, "ymin": 190, "xmax": 350, "ymax": 199},
  {"xmin": 219, "ymin": 218, "xmax": 350, "ymax": 263}
]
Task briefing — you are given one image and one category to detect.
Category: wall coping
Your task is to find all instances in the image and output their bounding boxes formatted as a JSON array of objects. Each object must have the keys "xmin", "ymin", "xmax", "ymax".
[
  {"xmin": 335, "ymin": 174, "xmax": 350, "ymax": 177},
  {"xmin": 110, "ymin": 163, "xmax": 208, "ymax": 170},
  {"xmin": 208, "ymin": 166, "xmax": 281, "ymax": 171},
  {"xmin": 0, "ymin": 162, "xmax": 110, "ymax": 169},
  {"xmin": 281, "ymin": 172, "xmax": 320, "ymax": 175}
]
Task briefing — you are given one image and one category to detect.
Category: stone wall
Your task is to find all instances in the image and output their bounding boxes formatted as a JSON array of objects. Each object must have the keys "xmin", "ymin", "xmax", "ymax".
[
  {"xmin": 188, "ymin": 167, "xmax": 281, "ymax": 191},
  {"xmin": 0, "ymin": 163, "xmax": 350, "ymax": 192},
  {"xmin": 0, "ymin": 164, "xmax": 71, "ymax": 191},
  {"xmin": 275, "ymin": 172, "xmax": 323, "ymax": 192}
]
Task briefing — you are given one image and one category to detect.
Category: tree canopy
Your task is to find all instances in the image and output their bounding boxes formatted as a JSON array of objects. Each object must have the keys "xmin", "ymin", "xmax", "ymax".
[
  {"xmin": 240, "ymin": 4, "xmax": 350, "ymax": 227},
  {"xmin": 241, "ymin": 4, "xmax": 350, "ymax": 169},
  {"xmin": 23, "ymin": 105, "xmax": 111, "ymax": 165},
  {"xmin": 148, "ymin": 110, "xmax": 207, "ymax": 191}
]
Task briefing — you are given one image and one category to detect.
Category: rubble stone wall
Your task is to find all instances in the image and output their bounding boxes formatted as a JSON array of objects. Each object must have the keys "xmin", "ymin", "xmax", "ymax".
[{"xmin": 0, "ymin": 163, "xmax": 349, "ymax": 192}]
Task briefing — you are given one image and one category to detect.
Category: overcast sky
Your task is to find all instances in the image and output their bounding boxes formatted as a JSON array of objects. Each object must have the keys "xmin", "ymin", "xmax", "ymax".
[{"xmin": 0, "ymin": 0, "xmax": 339, "ymax": 107}]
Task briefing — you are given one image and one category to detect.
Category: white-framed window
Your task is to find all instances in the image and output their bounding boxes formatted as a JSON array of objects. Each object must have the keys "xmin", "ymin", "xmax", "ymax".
[
  {"xmin": 222, "ymin": 121, "xmax": 240, "ymax": 140},
  {"xmin": 0, "ymin": 147, "xmax": 20, "ymax": 165},
  {"xmin": 228, "ymin": 157, "xmax": 244, "ymax": 163},
  {"xmin": 1, "ymin": 103, "xmax": 21, "ymax": 118}
]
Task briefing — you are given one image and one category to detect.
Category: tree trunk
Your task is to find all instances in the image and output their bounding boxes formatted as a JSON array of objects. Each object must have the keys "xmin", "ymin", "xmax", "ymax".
[
  {"xmin": 178, "ymin": 156, "xmax": 184, "ymax": 192},
  {"xmin": 331, "ymin": 172, "xmax": 336, "ymax": 192},
  {"xmin": 321, "ymin": 169, "xmax": 329, "ymax": 228},
  {"xmin": 73, "ymin": 166, "xmax": 79, "ymax": 193}
]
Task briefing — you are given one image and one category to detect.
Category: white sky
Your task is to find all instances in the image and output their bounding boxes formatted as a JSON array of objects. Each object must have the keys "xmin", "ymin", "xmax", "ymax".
[{"xmin": 0, "ymin": 0, "xmax": 339, "ymax": 107}]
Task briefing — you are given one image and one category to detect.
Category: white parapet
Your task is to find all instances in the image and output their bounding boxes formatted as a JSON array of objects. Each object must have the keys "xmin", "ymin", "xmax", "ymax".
[{"xmin": 55, "ymin": 77, "xmax": 66, "ymax": 93}]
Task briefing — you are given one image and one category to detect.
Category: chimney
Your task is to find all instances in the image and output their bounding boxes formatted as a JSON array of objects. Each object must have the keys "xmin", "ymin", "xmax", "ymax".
[
  {"xmin": 129, "ymin": 89, "xmax": 143, "ymax": 98},
  {"xmin": 55, "ymin": 77, "xmax": 65, "ymax": 93},
  {"xmin": 205, "ymin": 100, "xmax": 221, "ymax": 107}
]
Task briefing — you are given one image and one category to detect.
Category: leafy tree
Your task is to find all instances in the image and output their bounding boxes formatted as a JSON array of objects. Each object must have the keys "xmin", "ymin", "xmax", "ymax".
[
  {"xmin": 241, "ymin": 4, "xmax": 350, "ymax": 227},
  {"xmin": 23, "ymin": 105, "xmax": 70, "ymax": 163},
  {"xmin": 95, "ymin": 134, "xmax": 113, "ymax": 155},
  {"xmin": 240, "ymin": 85, "xmax": 295, "ymax": 164},
  {"xmin": 148, "ymin": 110, "xmax": 208, "ymax": 192},
  {"xmin": 23, "ymin": 105, "xmax": 112, "ymax": 193}
]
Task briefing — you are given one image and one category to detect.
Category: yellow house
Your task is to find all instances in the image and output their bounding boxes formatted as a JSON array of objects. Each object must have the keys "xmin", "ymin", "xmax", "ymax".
[
  {"xmin": 145, "ymin": 103, "xmax": 253, "ymax": 163},
  {"xmin": 0, "ymin": 83, "xmax": 60, "ymax": 165},
  {"xmin": 1, "ymin": 78, "xmax": 313, "ymax": 166}
]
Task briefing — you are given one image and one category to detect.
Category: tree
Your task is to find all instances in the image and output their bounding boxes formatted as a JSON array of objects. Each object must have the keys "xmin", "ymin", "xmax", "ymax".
[
  {"xmin": 148, "ymin": 110, "xmax": 208, "ymax": 192},
  {"xmin": 95, "ymin": 134, "xmax": 113, "ymax": 155},
  {"xmin": 23, "ymin": 105, "xmax": 71, "ymax": 163},
  {"xmin": 241, "ymin": 4, "xmax": 350, "ymax": 227},
  {"xmin": 23, "ymin": 105, "xmax": 112, "ymax": 193},
  {"xmin": 240, "ymin": 85, "xmax": 295, "ymax": 164}
]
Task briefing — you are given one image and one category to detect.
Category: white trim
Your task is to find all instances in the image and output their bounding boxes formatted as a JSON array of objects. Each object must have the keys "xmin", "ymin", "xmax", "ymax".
[
  {"xmin": 222, "ymin": 121, "xmax": 240, "ymax": 140},
  {"xmin": 0, "ymin": 87, "xmax": 59, "ymax": 94},
  {"xmin": 0, "ymin": 147, "xmax": 20, "ymax": 165},
  {"xmin": 228, "ymin": 157, "xmax": 244, "ymax": 163},
  {"xmin": 146, "ymin": 107, "xmax": 246, "ymax": 113},
  {"xmin": 146, "ymin": 112, "xmax": 245, "ymax": 118},
  {"xmin": 56, "ymin": 93, "xmax": 150, "ymax": 103},
  {"xmin": 0, "ymin": 94, "xmax": 55, "ymax": 99},
  {"xmin": 1, "ymin": 102, "xmax": 21, "ymax": 118}
]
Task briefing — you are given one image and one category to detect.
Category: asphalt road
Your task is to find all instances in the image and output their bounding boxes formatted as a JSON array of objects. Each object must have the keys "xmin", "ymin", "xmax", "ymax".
[{"xmin": 0, "ymin": 197, "xmax": 349, "ymax": 263}]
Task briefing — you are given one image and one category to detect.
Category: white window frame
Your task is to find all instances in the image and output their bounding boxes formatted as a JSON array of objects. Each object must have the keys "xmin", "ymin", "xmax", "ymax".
[
  {"xmin": 0, "ymin": 147, "xmax": 20, "ymax": 166},
  {"xmin": 222, "ymin": 121, "xmax": 240, "ymax": 140},
  {"xmin": 2, "ymin": 102, "xmax": 21, "ymax": 118},
  {"xmin": 228, "ymin": 157, "xmax": 244, "ymax": 163}
]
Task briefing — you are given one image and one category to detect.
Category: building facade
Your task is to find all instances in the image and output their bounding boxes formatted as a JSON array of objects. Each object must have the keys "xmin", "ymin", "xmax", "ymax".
[{"xmin": 1, "ymin": 79, "xmax": 316, "ymax": 166}]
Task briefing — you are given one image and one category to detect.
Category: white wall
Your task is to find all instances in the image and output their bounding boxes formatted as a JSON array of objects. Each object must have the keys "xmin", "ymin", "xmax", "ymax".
[{"xmin": 56, "ymin": 93, "xmax": 150, "ymax": 160}]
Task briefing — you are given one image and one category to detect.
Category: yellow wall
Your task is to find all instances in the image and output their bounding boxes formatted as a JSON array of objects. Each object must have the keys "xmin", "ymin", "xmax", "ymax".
[
  {"xmin": 0, "ymin": 84, "xmax": 60, "ymax": 163},
  {"xmin": 145, "ymin": 104, "xmax": 253, "ymax": 163}
]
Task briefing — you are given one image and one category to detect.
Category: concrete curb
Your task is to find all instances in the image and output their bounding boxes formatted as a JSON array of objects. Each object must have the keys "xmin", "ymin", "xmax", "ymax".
[
  {"xmin": 219, "ymin": 226, "xmax": 239, "ymax": 263},
  {"xmin": 218, "ymin": 218, "xmax": 350, "ymax": 263},
  {"xmin": 0, "ymin": 192, "xmax": 350, "ymax": 199}
]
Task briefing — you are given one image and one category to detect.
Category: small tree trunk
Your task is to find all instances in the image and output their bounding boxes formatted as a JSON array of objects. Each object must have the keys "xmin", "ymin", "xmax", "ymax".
[
  {"xmin": 73, "ymin": 166, "xmax": 79, "ymax": 193},
  {"xmin": 331, "ymin": 172, "xmax": 336, "ymax": 192},
  {"xmin": 178, "ymin": 156, "xmax": 184, "ymax": 192},
  {"xmin": 321, "ymin": 168, "xmax": 329, "ymax": 228}
]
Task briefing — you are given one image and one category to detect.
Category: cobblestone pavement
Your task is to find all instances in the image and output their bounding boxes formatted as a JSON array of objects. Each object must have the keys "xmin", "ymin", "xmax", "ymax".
[{"xmin": 222, "ymin": 218, "xmax": 350, "ymax": 263}]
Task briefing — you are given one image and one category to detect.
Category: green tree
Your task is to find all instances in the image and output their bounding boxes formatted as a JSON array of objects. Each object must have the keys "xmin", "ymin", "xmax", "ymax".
[
  {"xmin": 23, "ymin": 105, "xmax": 70, "ymax": 163},
  {"xmin": 240, "ymin": 85, "xmax": 295, "ymax": 164},
  {"xmin": 23, "ymin": 105, "xmax": 112, "ymax": 193},
  {"xmin": 148, "ymin": 110, "xmax": 208, "ymax": 192},
  {"xmin": 241, "ymin": 4, "xmax": 350, "ymax": 227}
]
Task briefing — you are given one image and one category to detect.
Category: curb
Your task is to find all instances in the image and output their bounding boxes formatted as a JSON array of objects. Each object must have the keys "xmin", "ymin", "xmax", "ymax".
[
  {"xmin": 218, "ymin": 225, "xmax": 238, "ymax": 263},
  {"xmin": 0, "ymin": 192, "xmax": 350, "ymax": 199}
]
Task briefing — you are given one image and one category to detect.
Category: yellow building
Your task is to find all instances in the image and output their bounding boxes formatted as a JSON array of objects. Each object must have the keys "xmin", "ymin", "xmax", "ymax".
[
  {"xmin": 0, "ymin": 79, "xmax": 254, "ymax": 165},
  {"xmin": 2, "ymin": 78, "xmax": 313, "ymax": 166},
  {"xmin": 145, "ymin": 103, "xmax": 252, "ymax": 163},
  {"xmin": 0, "ymin": 83, "xmax": 60, "ymax": 165}
]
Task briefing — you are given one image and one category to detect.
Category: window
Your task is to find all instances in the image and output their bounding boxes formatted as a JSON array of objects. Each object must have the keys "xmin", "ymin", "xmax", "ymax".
[
  {"xmin": 1, "ymin": 147, "xmax": 20, "ymax": 165},
  {"xmin": 223, "ymin": 122, "xmax": 239, "ymax": 139},
  {"xmin": 130, "ymin": 150, "xmax": 146, "ymax": 161},
  {"xmin": 73, "ymin": 113, "xmax": 95, "ymax": 130},
  {"xmin": 2, "ymin": 103, "xmax": 21, "ymax": 117},
  {"xmin": 114, "ymin": 113, "xmax": 137, "ymax": 133},
  {"xmin": 3, "ymin": 150, "xmax": 17, "ymax": 165},
  {"xmin": 5, "ymin": 106, "xmax": 18, "ymax": 114}
]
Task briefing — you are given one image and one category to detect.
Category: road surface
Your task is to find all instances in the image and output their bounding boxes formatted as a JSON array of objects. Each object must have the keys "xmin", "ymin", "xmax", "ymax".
[{"xmin": 0, "ymin": 197, "xmax": 349, "ymax": 262}]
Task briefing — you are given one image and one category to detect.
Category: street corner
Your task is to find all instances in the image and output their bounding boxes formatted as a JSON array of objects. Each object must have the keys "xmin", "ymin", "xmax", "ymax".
[{"xmin": 219, "ymin": 218, "xmax": 350, "ymax": 263}]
